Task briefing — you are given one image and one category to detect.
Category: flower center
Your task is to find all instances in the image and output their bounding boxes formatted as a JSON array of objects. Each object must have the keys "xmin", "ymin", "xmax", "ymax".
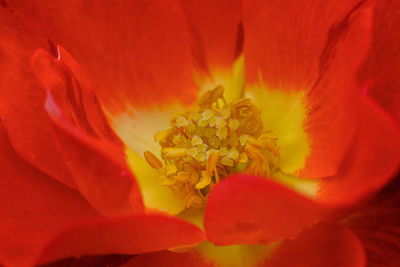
[{"xmin": 144, "ymin": 86, "xmax": 280, "ymax": 208}]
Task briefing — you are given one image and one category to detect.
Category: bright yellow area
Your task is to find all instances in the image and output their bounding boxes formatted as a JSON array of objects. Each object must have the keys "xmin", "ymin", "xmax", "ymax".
[
  {"xmin": 197, "ymin": 241, "xmax": 276, "ymax": 267},
  {"xmin": 106, "ymin": 105, "xmax": 190, "ymax": 159},
  {"xmin": 246, "ymin": 84, "xmax": 310, "ymax": 175},
  {"xmin": 270, "ymin": 171, "xmax": 318, "ymax": 198},
  {"xmin": 176, "ymin": 207, "xmax": 205, "ymax": 230},
  {"xmin": 198, "ymin": 55, "xmax": 244, "ymax": 103},
  {"xmin": 125, "ymin": 147, "xmax": 186, "ymax": 215}
]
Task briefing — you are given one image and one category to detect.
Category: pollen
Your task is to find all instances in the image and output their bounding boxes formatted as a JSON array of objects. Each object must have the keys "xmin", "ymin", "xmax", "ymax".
[{"xmin": 144, "ymin": 86, "xmax": 280, "ymax": 209}]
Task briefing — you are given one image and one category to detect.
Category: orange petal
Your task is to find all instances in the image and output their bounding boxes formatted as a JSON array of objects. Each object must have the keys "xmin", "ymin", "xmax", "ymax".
[
  {"xmin": 45, "ymin": 93, "xmax": 144, "ymax": 216},
  {"xmin": 0, "ymin": 7, "xmax": 75, "ymax": 187},
  {"xmin": 37, "ymin": 214, "xmax": 205, "ymax": 266},
  {"xmin": 358, "ymin": 1, "xmax": 400, "ymax": 123},
  {"xmin": 266, "ymin": 223, "xmax": 366, "ymax": 267},
  {"xmin": 318, "ymin": 96, "xmax": 400, "ymax": 207},
  {"xmin": 0, "ymin": 121, "xmax": 100, "ymax": 267},
  {"xmin": 119, "ymin": 250, "xmax": 212, "ymax": 267},
  {"xmin": 179, "ymin": 0, "xmax": 243, "ymax": 75},
  {"xmin": 204, "ymin": 175, "xmax": 323, "ymax": 245},
  {"xmin": 31, "ymin": 47, "xmax": 123, "ymax": 145},
  {"xmin": 10, "ymin": 0, "xmax": 198, "ymax": 112},
  {"xmin": 244, "ymin": 0, "xmax": 373, "ymax": 177}
]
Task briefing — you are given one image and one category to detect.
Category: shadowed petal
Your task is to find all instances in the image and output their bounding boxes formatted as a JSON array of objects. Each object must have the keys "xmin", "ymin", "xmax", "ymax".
[
  {"xmin": 265, "ymin": 223, "xmax": 366, "ymax": 267},
  {"xmin": 37, "ymin": 214, "xmax": 205, "ymax": 267},
  {"xmin": 0, "ymin": 122, "xmax": 100, "ymax": 267},
  {"xmin": 204, "ymin": 175, "xmax": 323, "ymax": 245},
  {"xmin": 318, "ymin": 96, "xmax": 400, "ymax": 207}
]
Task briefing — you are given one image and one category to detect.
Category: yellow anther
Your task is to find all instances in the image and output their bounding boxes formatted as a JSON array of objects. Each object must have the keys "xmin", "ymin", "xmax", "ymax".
[
  {"xmin": 186, "ymin": 147, "xmax": 198, "ymax": 158},
  {"xmin": 166, "ymin": 164, "xmax": 177, "ymax": 176},
  {"xmin": 191, "ymin": 135, "xmax": 203, "ymax": 146},
  {"xmin": 196, "ymin": 171, "xmax": 212, "ymax": 189},
  {"xmin": 229, "ymin": 118, "xmax": 240, "ymax": 131},
  {"xmin": 221, "ymin": 157, "xmax": 234, "ymax": 167},
  {"xmin": 208, "ymin": 116, "xmax": 217, "ymax": 127},
  {"xmin": 176, "ymin": 116, "xmax": 189, "ymax": 127},
  {"xmin": 216, "ymin": 127, "xmax": 228, "ymax": 139},
  {"xmin": 215, "ymin": 117, "xmax": 227, "ymax": 129},
  {"xmin": 197, "ymin": 144, "xmax": 208, "ymax": 152},
  {"xmin": 208, "ymin": 136, "xmax": 221, "ymax": 148},
  {"xmin": 197, "ymin": 118, "xmax": 209, "ymax": 127},
  {"xmin": 154, "ymin": 130, "xmax": 169, "ymax": 143},
  {"xmin": 239, "ymin": 134, "xmax": 250, "ymax": 146},
  {"xmin": 226, "ymin": 149, "xmax": 239, "ymax": 160},
  {"xmin": 186, "ymin": 121, "xmax": 196, "ymax": 133},
  {"xmin": 173, "ymin": 135, "xmax": 185, "ymax": 146},
  {"xmin": 219, "ymin": 146, "xmax": 229, "ymax": 156},
  {"xmin": 174, "ymin": 172, "xmax": 190, "ymax": 182},
  {"xmin": 162, "ymin": 147, "xmax": 186, "ymax": 159},
  {"xmin": 239, "ymin": 152, "xmax": 248, "ymax": 163},
  {"xmin": 144, "ymin": 151, "xmax": 163, "ymax": 169},
  {"xmin": 160, "ymin": 175, "xmax": 176, "ymax": 186},
  {"xmin": 195, "ymin": 152, "xmax": 207, "ymax": 162},
  {"xmin": 202, "ymin": 109, "xmax": 215, "ymax": 120},
  {"xmin": 190, "ymin": 112, "xmax": 202, "ymax": 121},
  {"xmin": 221, "ymin": 108, "xmax": 231, "ymax": 119},
  {"xmin": 184, "ymin": 192, "xmax": 205, "ymax": 208}
]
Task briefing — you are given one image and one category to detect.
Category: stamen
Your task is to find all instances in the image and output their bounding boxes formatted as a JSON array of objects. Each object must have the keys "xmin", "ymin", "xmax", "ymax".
[
  {"xmin": 144, "ymin": 86, "xmax": 280, "ymax": 209},
  {"xmin": 144, "ymin": 151, "xmax": 163, "ymax": 169}
]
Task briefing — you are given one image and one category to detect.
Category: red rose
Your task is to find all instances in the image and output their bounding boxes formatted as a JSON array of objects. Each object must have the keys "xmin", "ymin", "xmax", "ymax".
[{"xmin": 0, "ymin": 1, "xmax": 399, "ymax": 267}]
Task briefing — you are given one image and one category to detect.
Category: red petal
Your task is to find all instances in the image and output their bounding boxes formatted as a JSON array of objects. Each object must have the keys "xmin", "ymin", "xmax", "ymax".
[
  {"xmin": 179, "ymin": 0, "xmax": 242, "ymax": 74},
  {"xmin": 0, "ymin": 122, "xmax": 99, "ymax": 267},
  {"xmin": 31, "ymin": 47, "xmax": 122, "ymax": 145},
  {"xmin": 244, "ymin": 0, "xmax": 369, "ymax": 90},
  {"xmin": 45, "ymin": 93, "xmax": 144, "ymax": 216},
  {"xmin": 41, "ymin": 255, "xmax": 132, "ymax": 267},
  {"xmin": 204, "ymin": 175, "xmax": 323, "ymax": 245},
  {"xmin": 37, "ymin": 214, "xmax": 205, "ymax": 266},
  {"xmin": 244, "ymin": 0, "xmax": 372, "ymax": 177},
  {"xmin": 0, "ymin": 8, "xmax": 74, "ymax": 187},
  {"xmin": 358, "ymin": 1, "xmax": 400, "ymax": 123},
  {"xmin": 10, "ymin": 0, "xmax": 197, "ymax": 112},
  {"xmin": 347, "ymin": 177, "xmax": 400, "ymax": 266},
  {"xmin": 318, "ymin": 96, "xmax": 400, "ymax": 207},
  {"xmin": 266, "ymin": 223, "xmax": 366, "ymax": 267},
  {"xmin": 120, "ymin": 250, "xmax": 212, "ymax": 267}
]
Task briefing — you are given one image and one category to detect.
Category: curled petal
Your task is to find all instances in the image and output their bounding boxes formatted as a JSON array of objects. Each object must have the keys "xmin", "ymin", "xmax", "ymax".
[{"xmin": 45, "ymin": 93, "xmax": 144, "ymax": 216}]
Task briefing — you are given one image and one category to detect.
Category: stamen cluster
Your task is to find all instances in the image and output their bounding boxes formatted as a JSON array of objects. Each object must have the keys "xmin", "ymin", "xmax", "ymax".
[{"xmin": 145, "ymin": 86, "xmax": 280, "ymax": 208}]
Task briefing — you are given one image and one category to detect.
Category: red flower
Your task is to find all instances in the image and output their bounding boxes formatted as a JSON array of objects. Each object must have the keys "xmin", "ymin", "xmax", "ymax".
[{"xmin": 0, "ymin": 1, "xmax": 399, "ymax": 267}]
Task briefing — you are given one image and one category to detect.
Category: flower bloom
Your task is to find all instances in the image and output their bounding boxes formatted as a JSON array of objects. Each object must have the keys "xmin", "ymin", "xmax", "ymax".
[{"xmin": 0, "ymin": 1, "xmax": 400, "ymax": 267}]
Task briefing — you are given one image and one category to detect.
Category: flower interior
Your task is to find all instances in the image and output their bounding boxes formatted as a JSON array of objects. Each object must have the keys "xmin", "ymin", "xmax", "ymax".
[{"xmin": 144, "ymin": 86, "xmax": 280, "ymax": 208}]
